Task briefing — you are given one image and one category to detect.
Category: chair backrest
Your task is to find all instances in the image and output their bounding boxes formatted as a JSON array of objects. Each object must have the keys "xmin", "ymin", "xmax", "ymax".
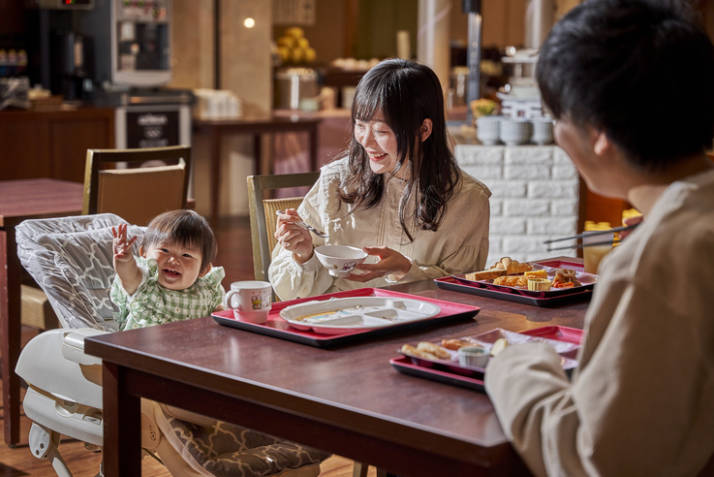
[
  {"xmin": 83, "ymin": 145, "xmax": 191, "ymax": 226},
  {"xmin": 247, "ymin": 172, "xmax": 319, "ymax": 281},
  {"xmin": 16, "ymin": 213, "xmax": 144, "ymax": 331}
]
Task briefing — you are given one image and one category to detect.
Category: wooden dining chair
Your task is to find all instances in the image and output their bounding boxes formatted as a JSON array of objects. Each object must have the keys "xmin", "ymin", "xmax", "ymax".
[
  {"xmin": 247, "ymin": 172, "xmax": 320, "ymax": 282},
  {"xmin": 83, "ymin": 145, "xmax": 192, "ymax": 225}
]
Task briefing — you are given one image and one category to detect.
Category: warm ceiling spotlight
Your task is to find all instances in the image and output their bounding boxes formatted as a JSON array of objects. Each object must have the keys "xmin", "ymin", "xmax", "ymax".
[{"xmin": 243, "ymin": 17, "xmax": 255, "ymax": 29}]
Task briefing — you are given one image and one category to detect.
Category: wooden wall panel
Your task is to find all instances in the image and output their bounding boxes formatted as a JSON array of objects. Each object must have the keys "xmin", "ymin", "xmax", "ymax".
[
  {"xmin": 0, "ymin": 109, "xmax": 114, "ymax": 183},
  {"xmin": 0, "ymin": 117, "xmax": 50, "ymax": 180},
  {"xmin": 50, "ymin": 117, "xmax": 114, "ymax": 182}
]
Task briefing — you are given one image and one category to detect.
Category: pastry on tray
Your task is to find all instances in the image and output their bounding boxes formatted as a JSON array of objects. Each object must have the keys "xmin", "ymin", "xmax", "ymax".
[{"xmin": 464, "ymin": 257, "xmax": 533, "ymax": 281}]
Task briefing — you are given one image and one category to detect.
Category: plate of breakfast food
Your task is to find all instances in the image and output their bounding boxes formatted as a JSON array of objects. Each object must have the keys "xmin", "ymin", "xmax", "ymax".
[
  {"xmin": 398, "ymin": 327, "xmax": 580, "ymax": 374},
  {"xmin": 280, "ymin": 296, "xmax": 441, "ymax": 334},
  {"xmin": 435, "ymin": 257, "xmax": 597, "ymax": 305},
  {"xmin": 460, "ymin": 257, "xmax": 596, "ymax": 292},
  {"xmin": 391, "ymin": 326, "xmax": 582, "ymax": 391}
]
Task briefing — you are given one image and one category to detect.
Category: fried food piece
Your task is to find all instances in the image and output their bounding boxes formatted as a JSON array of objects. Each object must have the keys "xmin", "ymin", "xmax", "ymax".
[
  {"xmin": 494, "ymin": 257, "xmax": 533, "ymax": 275},
  {"xmin": 493, "ymin": 275, "xmax": 527, "ymax": 287},
  {"xmin": 524, "ymin": 269, "xmax": 548, "ymax": 279},
  {"xmin": 553, "ymin": 269, "xmax": 582, "ymax": 287},
  {"xmin": 441, "ymin": 338, "xmax": 474, "ymax": 350},
  {"xmin": 488, "ymin": 257, "xmax": 534, "ymax": 275},
  {"xmin": 465, "ymin": 269, "xmax": 506, "ymax": 281},
  {"xmin": 400, "ymin": 344, "xmax": 441, "ymax": 360},
  {"xmin": 416, "ymin": 341, "xmax": 451, "ymax": 360},
  {"xmin": 465, "ymin": 257, "xmax": 533, "ymax": 281}
]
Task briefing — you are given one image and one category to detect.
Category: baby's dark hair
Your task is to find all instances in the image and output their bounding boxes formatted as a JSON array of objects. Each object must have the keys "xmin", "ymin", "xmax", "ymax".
[
  {"xmin": 536, "ymin": 0, "xmax": 714, "ymax": 171},
  {"xmin": 142, "ymin": 209, "xmax": 217, "ymax": 271}
]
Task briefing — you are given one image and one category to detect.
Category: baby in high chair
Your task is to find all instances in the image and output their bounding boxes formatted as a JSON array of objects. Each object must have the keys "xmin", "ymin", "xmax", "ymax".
[{"xmin": 110, "ymin": 209, "xmax": 225, "ymax": 330}]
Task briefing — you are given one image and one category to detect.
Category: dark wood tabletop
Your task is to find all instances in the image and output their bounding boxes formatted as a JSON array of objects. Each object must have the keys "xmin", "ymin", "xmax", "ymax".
[
  {"xmin": 86, "ymin": 279, "xmax": 588, "ymax": 476},
  {"xmin": 0, "ymin": 178, "xmax": 83, "ymax": 446}
]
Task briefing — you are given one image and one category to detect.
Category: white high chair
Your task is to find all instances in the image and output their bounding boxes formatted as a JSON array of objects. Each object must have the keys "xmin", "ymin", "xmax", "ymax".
[{"xmin": 14, "ymin": 213, "xmax": 327, "ymax": 477}]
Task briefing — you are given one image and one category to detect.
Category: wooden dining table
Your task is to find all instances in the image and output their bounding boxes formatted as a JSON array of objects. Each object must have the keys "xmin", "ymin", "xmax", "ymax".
[
  {"xmin": 85, "ymin": 279, "xmax": 589, "ymax": 476},
  {"xmin": 0, "ymin": 178, "xmax": 83, "ymax": 446}
]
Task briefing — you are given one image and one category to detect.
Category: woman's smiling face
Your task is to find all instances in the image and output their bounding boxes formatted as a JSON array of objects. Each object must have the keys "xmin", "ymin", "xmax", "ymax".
[{"xmin": 354, "ymin": 110, "xmax": 401, "ymax": 175}]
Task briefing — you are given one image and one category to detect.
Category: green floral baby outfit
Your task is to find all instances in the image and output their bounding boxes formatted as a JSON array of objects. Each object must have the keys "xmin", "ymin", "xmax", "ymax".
[{"xmin": 111, "ymin": 256, "xmax": 225, "ymax": 330}]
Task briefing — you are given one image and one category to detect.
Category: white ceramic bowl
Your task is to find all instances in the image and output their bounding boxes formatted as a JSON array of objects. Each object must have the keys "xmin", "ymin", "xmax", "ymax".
[
  {"xmin": 531, "ymin": 117, "xmax": 554, "ymax": 145},
  {"xmin": 499, "ymin": 118, "xmax": 532, "ymax": 146},
  {"xmin": 314, "ymin": 245, "xmax": 368, "ymax": 277},
  {"xmin": 476, "ymin": 115, "xmax": 502, "ymax": 145}
]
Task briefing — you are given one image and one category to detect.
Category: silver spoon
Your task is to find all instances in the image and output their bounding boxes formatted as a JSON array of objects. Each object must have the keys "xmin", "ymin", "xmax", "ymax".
[{"xmin": 276, "ymin": 210, "xmax": 326, "ymax": 237}]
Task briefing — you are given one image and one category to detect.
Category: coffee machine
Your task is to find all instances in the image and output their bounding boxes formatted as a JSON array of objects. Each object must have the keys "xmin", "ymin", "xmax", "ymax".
[
  {"xmin": 35, "ymin": 0, "xmax": 191, "ymax": 148},
  {"xmin": 74, "ymin": 0, "xmax": 171, "ymax": 87},
  {"xmin": 73, "ymin": 0, "xmax": 191, "ymax": 148}
]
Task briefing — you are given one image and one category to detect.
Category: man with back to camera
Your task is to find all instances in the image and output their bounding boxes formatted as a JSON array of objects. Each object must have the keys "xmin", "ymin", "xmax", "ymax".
[{"xmin": 485, "ymin": 1, "xmax": 714, "ymax": 475}]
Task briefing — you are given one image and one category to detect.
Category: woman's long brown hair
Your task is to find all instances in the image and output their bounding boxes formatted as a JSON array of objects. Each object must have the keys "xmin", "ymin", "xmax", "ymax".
[{"xmin": 339, "ymin": 59, "xmax": 460, "ymax": 242}]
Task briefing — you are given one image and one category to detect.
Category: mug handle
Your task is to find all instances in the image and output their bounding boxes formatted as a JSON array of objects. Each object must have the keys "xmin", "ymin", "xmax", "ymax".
[{"xmin": 223, "ymin": 290, "xmax": 240, "ymax": 309}]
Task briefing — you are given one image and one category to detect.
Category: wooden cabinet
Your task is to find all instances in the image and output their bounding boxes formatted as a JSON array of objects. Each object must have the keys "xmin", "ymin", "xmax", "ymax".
[{"xmin": 0, "ymin": 108, "xmax": 115, "ymax": 182}]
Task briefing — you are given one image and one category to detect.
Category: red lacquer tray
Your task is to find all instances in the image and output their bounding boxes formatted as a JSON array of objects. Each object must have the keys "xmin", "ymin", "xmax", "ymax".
[
  {"xmin": 390, "ymin": 325, "xmax": 583, "ymax": 391},
  {"xmin": 435, "ymin": 258, "xmax": 595, "ymax": 307},
  {"xmin": 212, "ymin": 287, "xmax": 480, "ymax": 348}
]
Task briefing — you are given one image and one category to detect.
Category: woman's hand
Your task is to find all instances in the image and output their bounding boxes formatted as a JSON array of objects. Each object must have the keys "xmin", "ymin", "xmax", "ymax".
[
  {"xmin": 275, "ymin": 209, "xmax": 314, "ymax": 263},
  {"xmin": 112, "ymin": 224, "xmax": 137, "ymax": 263},
  {"xmin": 348, "ymin": 246, "xmax": 411, "ymax": 282}
]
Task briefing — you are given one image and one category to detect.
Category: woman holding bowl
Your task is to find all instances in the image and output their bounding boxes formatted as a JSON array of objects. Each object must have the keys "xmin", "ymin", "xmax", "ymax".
[{"xmin": 270, "ymin": 59, "xmax": 491, "ymax": 300}]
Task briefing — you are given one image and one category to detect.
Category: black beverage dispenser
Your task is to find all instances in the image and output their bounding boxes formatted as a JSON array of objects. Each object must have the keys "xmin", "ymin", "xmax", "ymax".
[{"xmin": 74, "ymin": 0, "xmax": 171, "ymax": 88}]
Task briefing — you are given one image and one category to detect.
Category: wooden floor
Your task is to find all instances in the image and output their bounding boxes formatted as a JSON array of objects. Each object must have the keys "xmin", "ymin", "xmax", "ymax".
[{"xmin": 0, "ymin": 216, "xmax": 374, "ymax": 476}]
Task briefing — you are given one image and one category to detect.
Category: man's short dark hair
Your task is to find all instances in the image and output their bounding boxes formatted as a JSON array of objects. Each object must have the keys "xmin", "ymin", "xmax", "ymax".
[{"xmin": 536, "ymin": 0, "xmax": 714, "ymax": 170}]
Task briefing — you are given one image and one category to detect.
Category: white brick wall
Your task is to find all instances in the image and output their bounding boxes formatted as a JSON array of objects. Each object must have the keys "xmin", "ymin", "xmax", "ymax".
[{"xmin": 456, "ymin": 145, "xmax": 580, "ymax": 264}]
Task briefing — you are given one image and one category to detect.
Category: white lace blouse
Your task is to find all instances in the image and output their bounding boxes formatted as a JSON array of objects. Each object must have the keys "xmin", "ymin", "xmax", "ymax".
[{"xmin": 269, "ymin": 157, "xmax": 491, "ymax": 300}]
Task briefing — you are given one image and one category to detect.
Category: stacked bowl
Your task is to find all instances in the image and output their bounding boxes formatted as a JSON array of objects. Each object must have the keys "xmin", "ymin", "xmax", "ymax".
[{"xmin": 475, "ymin": 116, "xmax": 555, "ymax": 146}]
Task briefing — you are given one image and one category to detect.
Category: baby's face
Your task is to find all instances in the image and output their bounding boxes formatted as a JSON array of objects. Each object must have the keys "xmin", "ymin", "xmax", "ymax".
[{"xmin": 143, "ymin": 239, "xmax": 206, "ymax": 291}]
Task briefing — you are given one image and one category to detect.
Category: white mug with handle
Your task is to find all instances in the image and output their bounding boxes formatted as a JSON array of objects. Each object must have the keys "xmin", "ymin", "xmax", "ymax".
[{"xmin": 223, "ymin": 280, "xmax": 273, "ymax": 324}]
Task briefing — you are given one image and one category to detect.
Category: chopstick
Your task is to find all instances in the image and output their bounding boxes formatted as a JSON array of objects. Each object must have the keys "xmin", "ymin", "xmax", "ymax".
[
  {"xmin": 542, "ymin": 223, "xmax": 639, "ymax": 245},
  {"xmin": 546, "ymin": 239, "xmax": 619, "ymax": 252}
]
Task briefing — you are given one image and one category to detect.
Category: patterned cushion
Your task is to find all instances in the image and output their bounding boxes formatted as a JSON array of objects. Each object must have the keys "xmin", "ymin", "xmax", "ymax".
[
  {"xmin": 16, "ymin": 213, "xmax": 143, "ymax": 330},
  {"xmin": 160, "ymin": 410, "xmax": 329, "ymax": 477}
]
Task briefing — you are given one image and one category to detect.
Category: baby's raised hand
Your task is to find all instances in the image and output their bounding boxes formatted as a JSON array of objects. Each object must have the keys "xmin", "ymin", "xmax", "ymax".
[{"xmin": 112, "ymin": 224, "xmax": 137, "ymax": 262}]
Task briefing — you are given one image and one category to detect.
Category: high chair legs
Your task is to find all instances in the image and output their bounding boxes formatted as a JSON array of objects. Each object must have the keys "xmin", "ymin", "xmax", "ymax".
[{"xmin": 28, "ymin": 423, "xmax": 73, "ymax": 477}]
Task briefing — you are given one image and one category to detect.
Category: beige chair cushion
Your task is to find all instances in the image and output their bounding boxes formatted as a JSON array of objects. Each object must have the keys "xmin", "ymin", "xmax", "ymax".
[
  {"xmin": 97, "ymin": 165, "xmax": 186, "ymax": 226},
  {"xmin": 20, "ymin": 285, "xmax": 58, "ymax": 329}
]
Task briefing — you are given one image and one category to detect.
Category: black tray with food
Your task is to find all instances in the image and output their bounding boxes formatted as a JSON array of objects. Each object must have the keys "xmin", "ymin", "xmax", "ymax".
[{"xmin": 435, "ymin": 258, "xmax": 596, "ymax": 307}]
